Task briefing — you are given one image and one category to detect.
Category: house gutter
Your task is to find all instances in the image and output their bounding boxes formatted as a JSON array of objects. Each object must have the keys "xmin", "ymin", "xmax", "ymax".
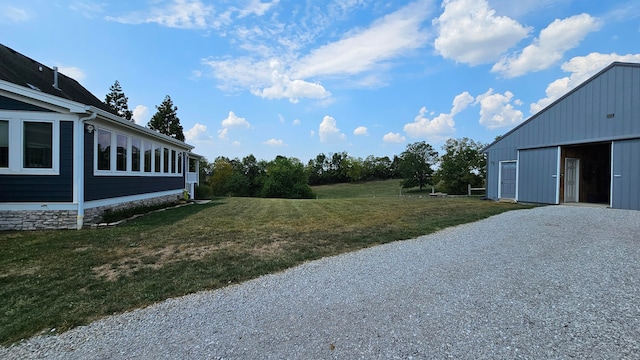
[{"xmin": 75, "ymin": 110, "xmax": 97, "ymax": 230}]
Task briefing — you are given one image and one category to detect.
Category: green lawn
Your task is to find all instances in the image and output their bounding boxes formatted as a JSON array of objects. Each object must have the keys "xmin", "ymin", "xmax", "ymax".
[{"xmin": 0, "ymin": 182, "xmax": 526, "ymax": 345}]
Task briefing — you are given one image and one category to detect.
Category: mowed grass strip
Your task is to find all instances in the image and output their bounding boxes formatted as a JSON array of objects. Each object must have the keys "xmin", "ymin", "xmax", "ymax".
[{"xmin": 0, "ymin": 193, "xmax": 527, "ymax": 345}]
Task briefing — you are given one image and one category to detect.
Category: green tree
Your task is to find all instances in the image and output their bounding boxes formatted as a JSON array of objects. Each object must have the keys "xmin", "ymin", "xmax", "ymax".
[
  {"xmin": 209, "ymin": 157, "xmax": 234, "ymax": 196},
  {"xmin": 262, "ymin": 156, "xmax": 314, "ymax": 199},
  {"xmin": 105, "ymin": 80, "xmax": 133, "ymax": 121},
  {"xmin": 148, "ymin": 95, "xmax": 185, "ymax": 141},
  {"xmin": 398, "ymin": 141, "xmax": 439, "ymax": 190},
  {"xmin": 435, "ymin": 137, "xmax": 486, "ymax": 195}
]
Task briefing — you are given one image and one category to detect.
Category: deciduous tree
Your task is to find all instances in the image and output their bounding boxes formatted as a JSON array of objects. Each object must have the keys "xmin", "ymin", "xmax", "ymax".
[
  {"xmin": 435, "ymin": 137, "xmax": 486, "ymax": 194},
  {"xmin": 398, "ymin": 141, "xmax": 439, "ymax": 190}
]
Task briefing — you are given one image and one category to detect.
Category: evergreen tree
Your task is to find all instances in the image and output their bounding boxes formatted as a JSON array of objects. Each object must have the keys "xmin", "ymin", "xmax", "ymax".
[
  {"xmin": 105, "ymin": 80, "xmax": 133, "ymax": 121},
  {"xmin": 148, "ymin": 95, "xmax": 185, "ymax": 141}
]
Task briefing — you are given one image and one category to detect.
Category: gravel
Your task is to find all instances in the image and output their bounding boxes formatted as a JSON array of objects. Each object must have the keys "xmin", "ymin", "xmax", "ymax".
[{"xmin": 2, "ymin": 205, "xmax": 639, "ymax": 359}]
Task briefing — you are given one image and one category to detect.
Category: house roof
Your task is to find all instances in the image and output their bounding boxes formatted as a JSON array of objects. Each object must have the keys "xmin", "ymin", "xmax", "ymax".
[
  {"xmin": 0, "ymin": 43, "xmax": 196, "ymax": 151},
  {"xmin": 0, "ymin": 43, "xmax": 115, "ymax": 114},
  {"xmin": 482, "ymin": 62, "xmax": 640, "ymax": 153}
]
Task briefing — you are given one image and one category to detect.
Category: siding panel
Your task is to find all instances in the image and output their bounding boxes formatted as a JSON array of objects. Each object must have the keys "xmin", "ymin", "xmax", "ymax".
[
  {"xmin": 0, "ymin": 121, "xmax": 73, "ymax": 202},
  {"xmin": 518, "ymin": 147, "xmax": 558, "ymax": 204},
  {"xmin": 612, "ymin": 139, "xmax": 640, "ymax": 210}
]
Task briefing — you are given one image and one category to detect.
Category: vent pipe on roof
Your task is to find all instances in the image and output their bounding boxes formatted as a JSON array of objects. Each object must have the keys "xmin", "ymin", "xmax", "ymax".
[{"xmin": 53, "ymin": 66, "xmax": 59, "ymax": 90}]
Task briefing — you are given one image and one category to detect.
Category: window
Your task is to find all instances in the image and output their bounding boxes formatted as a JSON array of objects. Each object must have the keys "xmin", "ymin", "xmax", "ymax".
[
  {"xmin": 97, "ymin": 129, "xmax": 111, "ymax": 170},
  {"xmin": 132, "ymin": 138, "xmax": 141, "ymax": 172},
  {"xmin": 0, "ymin": 120, "xmax": 7, "ymax": 168},
  {"xmin": 154, "ymin": 145, "xmax": 161, "ymax": 172},
  {"xmin": 23, "ymin": 122, "xmax": 52, "ymax": 168},
  {"xmin": 171, "ymin": 150, "xmax": 176, "ymax": 173},
  {"xmin": 189, "ymin": 158, "xmax": 197, "ymax": 172},
  {"xmin": 144, "ymin": 141, "xmax": 152, "ymax": 172},
  {"xmin": 163, "ymin": 148, "xmax": 169, "ymax": 173},
  {"xmin": 116, "ymin": 134, "xmax": 127, "ymax": 171},
  {"xmin": 177, "ymin": 152, "xmax": 182, "ymax": 174}
]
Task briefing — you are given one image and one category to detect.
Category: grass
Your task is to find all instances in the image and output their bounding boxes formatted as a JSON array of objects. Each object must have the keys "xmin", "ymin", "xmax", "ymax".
[
  {"xmin": 313, "ymin": 178, "xmax": 434, "ymax": 198},
  {"xmin": 0, "ymin": 182, "xmax": 528, "ymax": 345}
]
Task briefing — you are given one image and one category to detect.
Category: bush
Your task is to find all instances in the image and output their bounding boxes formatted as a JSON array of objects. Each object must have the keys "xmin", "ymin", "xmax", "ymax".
[
  {"xmin": 195, "ymin": 184, "xmax": 213, "ymax": 199},
  {"xmin": 101, "ymin": 201, "xmax": 179, "ymax": 223}
]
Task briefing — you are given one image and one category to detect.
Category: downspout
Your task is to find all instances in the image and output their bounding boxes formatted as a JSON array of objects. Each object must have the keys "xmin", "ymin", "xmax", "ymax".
[{"xmin": 76, "ymin": 111, "xmax": 97, "ymax": 229}]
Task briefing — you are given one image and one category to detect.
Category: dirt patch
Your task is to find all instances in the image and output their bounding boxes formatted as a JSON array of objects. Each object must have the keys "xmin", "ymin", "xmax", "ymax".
[{"xmin": 92, "ymin": 243, "xmax": 231, "ymax": 281}]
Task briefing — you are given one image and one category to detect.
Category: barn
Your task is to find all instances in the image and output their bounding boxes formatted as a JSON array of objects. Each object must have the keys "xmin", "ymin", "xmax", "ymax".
[{"xmin": 483, "ymin": 62, "xmax": 640, "ymax": 210}]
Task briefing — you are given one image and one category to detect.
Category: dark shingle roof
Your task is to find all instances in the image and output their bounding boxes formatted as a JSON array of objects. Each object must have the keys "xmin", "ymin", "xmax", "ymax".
[{"xmin": 0, "ymin": 43, "xmax": 116, "ymax": 114}]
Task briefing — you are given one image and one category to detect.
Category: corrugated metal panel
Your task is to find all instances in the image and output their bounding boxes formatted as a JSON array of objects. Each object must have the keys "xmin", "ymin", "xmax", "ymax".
[
  {"xmin": 611, "ymin": 139, "xmax": 640, "ymax": 210},
  {"xmin": 484, "ymin": 63, "xmax": 640, "ymax": 204},
  {"xmin": 518, "ymin": 147, "xmax": 558, "ymax": 204},
  {"xmin": 486, "ymin": 146, "xmax": 517, "ymax": 199}
]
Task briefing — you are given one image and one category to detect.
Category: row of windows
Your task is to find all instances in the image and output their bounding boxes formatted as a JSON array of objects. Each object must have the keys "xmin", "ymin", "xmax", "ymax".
[
  {"xmin": 0, "ymin": 119, "xmax": 58, "ymax": 174},
  {"xmin": 95, "ymin": 128, "xmax": 183, "ymax": 176}
]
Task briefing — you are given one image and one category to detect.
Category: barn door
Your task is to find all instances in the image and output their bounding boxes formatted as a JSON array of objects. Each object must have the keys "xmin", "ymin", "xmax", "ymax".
[{"xmin": 564, "ymin": 158, "xmax": 579, "ymax": 202}]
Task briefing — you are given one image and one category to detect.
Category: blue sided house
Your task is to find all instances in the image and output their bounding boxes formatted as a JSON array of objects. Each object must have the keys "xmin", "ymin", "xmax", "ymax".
[
  {"xmin": 0, "ymin": 44, "xmax": 201, "ymax": 230},
  {"xmin": 483, "ymin": 62, "xmax": 640, "ymax": 210}
]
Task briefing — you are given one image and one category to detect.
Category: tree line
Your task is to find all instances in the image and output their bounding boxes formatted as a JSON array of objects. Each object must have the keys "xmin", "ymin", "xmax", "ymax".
[
  {"xmin": 198, "ymin": 138, "xmax": 486, "ymax": 199},
  {"xmin": 103, "ymin": 81, "xmax": 486, "ymax": 199}
]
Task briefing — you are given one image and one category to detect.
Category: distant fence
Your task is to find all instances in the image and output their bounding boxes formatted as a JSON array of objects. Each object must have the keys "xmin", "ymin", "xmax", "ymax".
[{"xmin": 468, "ymin": 184, "xmax": 486, "ymax": 196}]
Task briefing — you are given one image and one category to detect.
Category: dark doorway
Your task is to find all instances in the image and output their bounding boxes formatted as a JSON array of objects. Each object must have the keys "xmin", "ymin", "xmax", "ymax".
[{"xmin": 561, "ymin": 143, "xmax": 611, "ymax": 204}]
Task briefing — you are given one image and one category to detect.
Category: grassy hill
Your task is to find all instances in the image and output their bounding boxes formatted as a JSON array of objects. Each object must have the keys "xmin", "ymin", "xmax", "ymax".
[{"xmin": 312, "ymin": 179, "xmax": 433, "ymax": 199}]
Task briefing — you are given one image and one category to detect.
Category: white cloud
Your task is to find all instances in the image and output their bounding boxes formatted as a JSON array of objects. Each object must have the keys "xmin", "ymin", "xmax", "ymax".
[
  {"xmin": 0, "ymin": 5, "xmax": 30, "ymax": 23},
  {"xmin": 492, "ymin": 14, "xmax": 601, "ymax": 78},
  {"xmin": 403, "ymin": 107, "xmax": 456, "ymax": 141},
  {"xmin": 218, "ymin": 111, "xmax": 251, "ymax": 141},
  {"xmin": 57, "ymin": 66, "xmax": 86, "ymax": 82},
  {"xmin": 402, "ymin": 91, "xmax": 473, "ymax": 141},
  {"xmin": 132, "ymin": 105, "xmax": 149, "ymax": 126},
  {"xmin": 354, "ymin": 126, "xmax": 369, "ymax": 136},
  {"xmin": 433, "ymin": 0, "xmax": 530, "ymax": 65},
  {"xmin": 383, "ymin": 132, "xmax": 406, "ymax": 144},
  {"xmin": 292, "ymin": 119, "xmax": 301, "ymax": 126},
  {"xmin": 217, "ymin": 127, "xmax": 229, "ymax": 141},
  {"xmin": 263, "ymin": 138, "xmax": 286, "ymax": 146},
  {"xmin": 204, "ymin": 1, "xmax": 431, "ymax": 101},
  {"xmin": 451, "ymin": 91, "xmax": 474, "ymax": 116},
  {"xmin": 251, "ymin": 69, "xmax": 331, "ymax": 103},
  {"xmin": 475, "ymin": 89, "xmax": 524, "ymax": 129},
  {"xmin": 293, "ymin": 1, "xmax": 431, "ymax": 79},
  {"xmin": 310, "ymin": 130, "xmax": 316, "ymax": 137},
  {"xmin": 319, "ymin": 115, "xmax": 347, "ymax": 143},
  {"xmin": 278, "ymin": 114, "xmax": 285, "ymax": 124},
  {"xmin": 235, "ymin": 0, "xmax": 279, "ymax": 18},
  {"xmin": 107, "ymin": 0, "xmax": 218, "ymax": 29},
  {"xmin": 221, "ymin": 111, "xmax": 251, "ymax": 128},
  {"xmin": 185, "ymin": 123, "xmax": 214, "ymax": 143},
  {"xmin": 69, "ymin": 1, "xmax": 105, "ymax": 18},
  {"xmin": 530, "ymin": 52, "xmax": 640, "ymax": 113}
]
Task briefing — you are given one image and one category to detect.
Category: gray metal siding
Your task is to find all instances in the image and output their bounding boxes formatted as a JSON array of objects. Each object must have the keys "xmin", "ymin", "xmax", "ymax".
[
  {"xmin": 484, "ymin": 63, "xmax": 640, "ymax": 206},
  {"xmin": 490, "ymin": 65, "xmax": 640, "ymax": 152},
  {"xmin": 0, "ymin": 121, "xmax": 74, "ymax": 202},
  {"xmin": 518, "ymin": 147, "xmax": 558, "ymax": 204},
  {"xmin": 486, "ymin": 147, "xmax": 517, "ymax": 199},
  {"xmin": 611, "ymin": 139, "xmax": 640, "ymax": 210}
]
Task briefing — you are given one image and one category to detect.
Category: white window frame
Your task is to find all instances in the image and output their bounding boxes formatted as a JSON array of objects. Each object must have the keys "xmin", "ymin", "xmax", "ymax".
[
  {"xmin": 0, "ymin": 113, "xmax": 61, "ymax": 175},
  {"xmin": 93, "ymin": 125, "xmax": 183, "ymax": 177}
]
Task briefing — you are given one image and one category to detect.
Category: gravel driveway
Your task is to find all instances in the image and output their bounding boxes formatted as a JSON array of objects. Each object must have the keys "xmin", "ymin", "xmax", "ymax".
[{"xmin": 2, "ymin": 205, "xmax": 639, "ymax": 359}]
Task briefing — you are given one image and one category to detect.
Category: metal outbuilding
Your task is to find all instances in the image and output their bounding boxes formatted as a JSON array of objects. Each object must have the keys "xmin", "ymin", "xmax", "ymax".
[{"xmin": 483, "ymin": 62, "xmax": 640, "ymax": 210}]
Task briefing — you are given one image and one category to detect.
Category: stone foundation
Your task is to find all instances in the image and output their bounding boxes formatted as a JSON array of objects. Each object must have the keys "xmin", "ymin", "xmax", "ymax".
[
  {"xmin": 0, "ymin": 194, "xmax": 181, "ymax": 231},
  {"xmin": 83, "ymin": 194, "xmax": 181, "ymax": 225},
  {"xmin": 0, "ymin": 210, "xmax": 78, "ymax": 231}
]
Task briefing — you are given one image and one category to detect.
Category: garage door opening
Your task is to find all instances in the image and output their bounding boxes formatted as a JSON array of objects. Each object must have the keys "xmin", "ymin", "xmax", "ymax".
[{"xmin": 560, "ymin": 143, "xmax": 611, "ymax": 204}]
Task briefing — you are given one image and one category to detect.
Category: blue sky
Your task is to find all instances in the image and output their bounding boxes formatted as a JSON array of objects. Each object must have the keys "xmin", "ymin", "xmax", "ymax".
[{"xmin": 1, "ymin": 0, "xmax": 639, "ymax": 163}]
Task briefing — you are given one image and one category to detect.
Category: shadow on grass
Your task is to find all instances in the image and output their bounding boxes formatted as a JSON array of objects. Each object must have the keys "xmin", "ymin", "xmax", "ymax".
[{"xmin": 120, "ymin": 199, "xmax": 226, "ymax": 227}]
